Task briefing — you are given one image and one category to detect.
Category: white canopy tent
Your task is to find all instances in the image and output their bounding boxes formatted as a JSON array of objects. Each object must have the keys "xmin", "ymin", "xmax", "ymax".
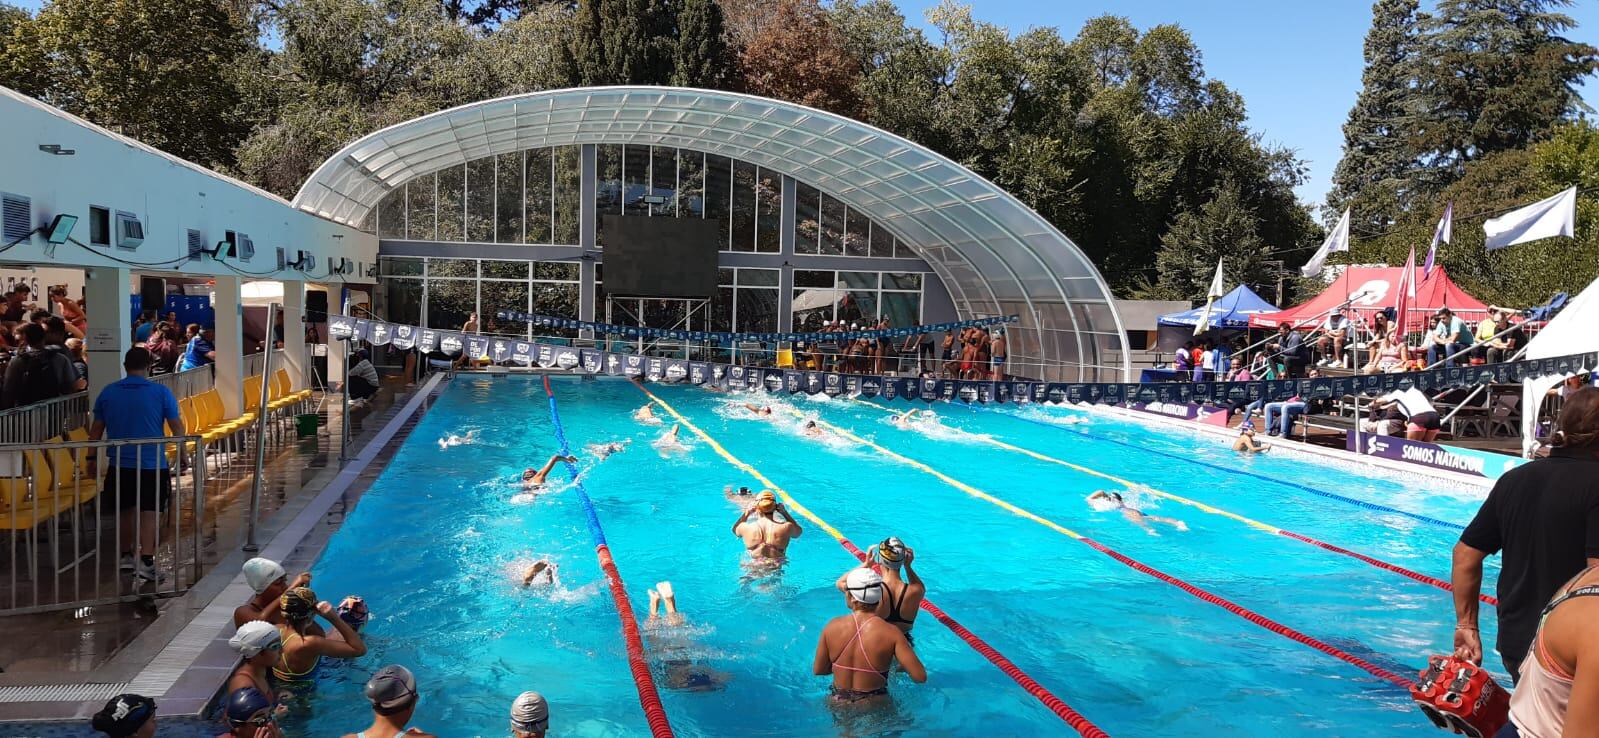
[{"xmin": 1522, "ymin": 274, "xmax": 1599, "ymax": 454}]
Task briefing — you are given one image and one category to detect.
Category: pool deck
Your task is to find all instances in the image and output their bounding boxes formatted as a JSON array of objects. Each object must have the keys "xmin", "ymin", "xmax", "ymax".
[{"xmin": 0, "ymin": 374, "xmax": 447, "ymax": 724}]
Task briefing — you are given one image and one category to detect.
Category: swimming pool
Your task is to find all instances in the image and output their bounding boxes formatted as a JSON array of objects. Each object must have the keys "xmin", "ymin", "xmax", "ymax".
[{"xmin": 285, "ymin": 376, "xmax": 1499, "ymax": 737}]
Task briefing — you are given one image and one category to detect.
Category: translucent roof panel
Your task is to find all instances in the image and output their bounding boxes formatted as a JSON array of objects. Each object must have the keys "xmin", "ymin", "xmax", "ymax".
[{"xmin": 293, "ymin": 86, "xmax": 1128, "ymax": 379}]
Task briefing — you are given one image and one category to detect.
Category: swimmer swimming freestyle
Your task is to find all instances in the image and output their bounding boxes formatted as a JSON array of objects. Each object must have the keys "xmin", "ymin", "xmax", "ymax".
[{"xmin": 1087, "ymin": 490, "xmax": 1188, "ymax": 535}]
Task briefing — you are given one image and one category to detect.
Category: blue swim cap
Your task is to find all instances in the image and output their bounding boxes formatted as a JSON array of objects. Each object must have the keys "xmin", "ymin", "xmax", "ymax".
[{"xmin": 224, "ymin": 687, "xmax": 273, "ymax": 726}]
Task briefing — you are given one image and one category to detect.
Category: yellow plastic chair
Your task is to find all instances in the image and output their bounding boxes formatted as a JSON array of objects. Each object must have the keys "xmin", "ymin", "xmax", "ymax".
[{"xmin": 777, "ymin": 349, "xmax": 794, "ymax": 368}]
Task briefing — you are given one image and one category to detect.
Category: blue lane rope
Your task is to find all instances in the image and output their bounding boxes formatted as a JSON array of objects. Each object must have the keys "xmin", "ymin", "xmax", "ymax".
[
  {"xmin": 948, "ymin": 401, "xmax": 1467, "ymax": 531},
  {"xmin": 546, "ymin": 390, "xmax": 607, "ymax": 546}
]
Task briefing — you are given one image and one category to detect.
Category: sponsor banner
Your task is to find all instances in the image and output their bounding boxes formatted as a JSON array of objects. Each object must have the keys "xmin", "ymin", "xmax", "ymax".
[
  {"xmin": 327, "ymin": 315, "xmax": 356, "ymax": 340},
  {"xmin": 761, "ymin": 369, "xmax": 783, "ymax": 392},
  {"xmin": 554, "ymin": 347, "xmax": 580, "ymax": 370},
  {"xmin": 645, "ymin": 357, "xmax": 665, "ymax": 382},
  {"xmin": 804, "ymin": 371, "xmax": 825, "ymax": 395},
  {"xmin": 535, "ymin": 344, "xmax": 555, "ymax": 368},
  {"xmin": 511, "ymin": 342, "xmax": 534, "ymax": 366},
  {"xmin": 489, "ymin": 339, "xmax": 511, "ymax": 364},
  {"xmin": 824, "ymin": 372, "xmax": 843, "ymax": 397},
  {"xmin": 352, "ymin": 319, "xmax": 371, "ymax": 342},
  {"xmin": 603, "ymin": 352, "xmax": 624, "ymax": 376},
  {"xmin": 464, "ymin": 336, "xmax": 490, "ymax": 361},
  {"xmin": 390, "ymin": 325, "xmax": 416, "ymax": 351},
  {"xmin": 622, "ymin": 355, "xmax": 645, "ymax": 378},
  {"xmin": 664, "ymin": 360, "xmax": 688, "ymax": 382},
  {"xmin": 688, "ymin": 362, "xmax": 709, "ymax": 385},
  {"xmin": 859, "ymin": 376, "xmax": 881, "ymax": 398},
  {"xmin": 1346, "ymin": 431, "xmax": 1526, "ymax": 480},
  {"xmin": 368, "ymin": 321, "xmax": 392, "ymax": 346},
  {"xmin": 843, "ymin": 375, "xmax": 861, "ymax": 397},
  {"xmin": 437, "ymin": 332, "xmax": 463, "ymax": 356},
  {"xmin": 1127, "ymin": 401, "xmax": 1232, "ymax": 426}
]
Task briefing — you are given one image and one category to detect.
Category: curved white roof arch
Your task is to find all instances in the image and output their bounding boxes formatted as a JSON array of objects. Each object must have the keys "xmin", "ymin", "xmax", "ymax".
[{"xmin": 293, "ymin": 86, "xmax": 1128, "ymax": 380}]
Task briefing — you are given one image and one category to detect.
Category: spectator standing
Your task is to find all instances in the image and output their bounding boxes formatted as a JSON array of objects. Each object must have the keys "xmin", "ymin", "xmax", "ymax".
[
  {"xmin": 132, "ymin": 311, "xmax": 156, "ymax": 344},
  {"xmin": 65, "ymin": 338, "xmax": 88, "ymax": 392},
  {"xmin": 2, "ymin": 284, "xmax": 33, "ymax": 322},
  {"xmin": 1452, "ymin": 387, "xmax": 1599, "ymax": 683},
  {"xmin": 144, "ymin": 323, "xmax": 182, "ymax": 374},
  {"xmin": 0, "ymin": 323, "xmax": 76, "ymax": 408},
  {"xmin": 1268, "ymin": 324, "xmax": 1310, "ymax": 378},
  {"xmin": 1372, "ymin": 386, "xmax": 1442, "ymax": 442},
  {"xmin": 88, "ymin": 347, "xmax": 184, "ymax": 583},
  {"xmin": 1427, "ymin": 308, "xmax": 1474, "ymax": 367},
  {"xmin": 342, "ymin": 665, "xmax": 435, "ymax": 738},
  {"xmin": 510, "ymin": 691, "xmax": 549, "ymax": 738},
  {"xmin": 179, "ymin": 326, "xmax": 216, "ymax": 371}
]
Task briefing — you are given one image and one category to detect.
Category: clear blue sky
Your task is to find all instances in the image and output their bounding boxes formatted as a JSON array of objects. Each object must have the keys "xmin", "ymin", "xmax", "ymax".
[
  {"xmin": 895, "ymin": 0, "xmax": 1599, "ymax": 210},
  {"xmin": 9, "ymin": 0, "xmax": 1595, "ymax": 210}
]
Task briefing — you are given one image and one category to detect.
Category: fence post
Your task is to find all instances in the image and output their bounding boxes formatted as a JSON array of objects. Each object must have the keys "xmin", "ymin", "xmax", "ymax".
[{"xmin": 243, "ymin": 303, "xmax": 277, "ymax": 553}]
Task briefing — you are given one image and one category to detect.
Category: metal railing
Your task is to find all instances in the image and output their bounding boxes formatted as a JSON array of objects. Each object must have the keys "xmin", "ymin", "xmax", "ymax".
[
  {"xmin": 0, "ymin": 392, "xmax": 91, "ymax": 445},
  {"xmin": 1, "ymin": 435, "xmax": 207, "ymax": 615},
  {"xmin": 150, "ymin": 364, "xmax": 216, "ymax": 400}
]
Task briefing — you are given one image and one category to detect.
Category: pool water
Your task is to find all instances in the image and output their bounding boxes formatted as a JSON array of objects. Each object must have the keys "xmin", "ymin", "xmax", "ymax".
[{"xmin": 285, "ymin": 376, "xmax": 1500, "ymax": 737}]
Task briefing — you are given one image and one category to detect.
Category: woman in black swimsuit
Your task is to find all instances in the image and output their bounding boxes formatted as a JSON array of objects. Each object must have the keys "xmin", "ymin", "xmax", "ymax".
[{"xmin": 870, "ymin": 538, "xmax": 924, "ymax": 646}]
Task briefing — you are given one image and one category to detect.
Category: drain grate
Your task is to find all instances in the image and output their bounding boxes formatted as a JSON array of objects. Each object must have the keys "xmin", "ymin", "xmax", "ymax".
[{"xmin": 0, "ymin": 683, "xmax": 129, "ymax": 704}]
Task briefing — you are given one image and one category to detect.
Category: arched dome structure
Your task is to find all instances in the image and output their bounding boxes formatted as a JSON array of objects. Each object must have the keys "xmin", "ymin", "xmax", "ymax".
[{"xmin": 294, "ymin": 87, "xmax": 1128, "ymax": 380}]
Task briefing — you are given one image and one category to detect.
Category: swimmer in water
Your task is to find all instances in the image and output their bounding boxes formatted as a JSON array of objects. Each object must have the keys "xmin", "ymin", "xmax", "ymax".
[
  {"xmin": 634, "ymin": 404, "xmax": 661, "ymax": 424},
  {"xmin": 802, "ymin": 420, "xmax": 825, "ymax": 438},
  {"xmin": 1087, "ymin": 490, "xmax": 1188, "ymax": 535},
  {"xmin": 1232, "ymin": 422, "xmax": 1269, "ymax": 454},
  {"xmin": 521, "ymin": 454, "xmax": 578, "ymax": 492},
  {"xmin": 891, "ymin": 409, "xmax": 921, "ymax": 426},
  {"xmin": 438, "ymin": 430, "xmax": 479, "ymax": 450},
  {"xmin": 585, "ymin": 440, "xmax": 630, "ymax": 460},
  {"xmin": 655, "ymin": 424, "xmax": 688, "ymax": 457},
  {"xmin": 813, "ymin": 568, "xmax": 925, "ymax": 704},
  {"xmin": 732, "ymin": 491, "xmax": 803, "ymax": 564},
  {"xmin": 742, "ymin": 403, "xmax": 773, "ymax": 417},
  {"xmin": 723, "ymin": 485, "xmax": 755, "ymax": 505},
  {"xmin": 521, "ymin": 560, "xmax": 556, "ymax": 587},
  {"xmin": 645, "ymin": 582, "xmax": 731, "ymax": 692}
]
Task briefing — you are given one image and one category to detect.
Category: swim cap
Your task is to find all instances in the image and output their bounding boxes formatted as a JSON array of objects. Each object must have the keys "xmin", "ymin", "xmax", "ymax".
[
  {"xmin": 229, "ymin": 620, "xmax": 281, "ymax": 658},
  {"xmin": 280, "ymin": 586, "xmax": 317, "ymax": 622},
  {"xmin": 90, "ymin": 694, "xmax": 155, "ymax": 738},
  {"xmin": 365, "ymin": 665, "xmax": 419, "ymax": 713},
  {"xmin": 224, "ymin": 687, "xmax": 273, "ymax": 727},
  {"xmin": 755, "ymin": 490, "xmax": 776, "ymax": 511},
  {"xmin": 510, "ymin": 690, "xmax": 549, "ymax": 732},
  {"xmin": 877, "ymin": 537, "xmax": 906, "ymax": 564},
  {"xmin": 845, "ymin": 568, "xmax": 883, "ymax": 605},
  {"xmin": 1241, "ymin": 421, "xmax": 1255, "ymax": 433},
  {"xmin": 242, "ymin": 558, "xmax": 286, "ymax": 594}
]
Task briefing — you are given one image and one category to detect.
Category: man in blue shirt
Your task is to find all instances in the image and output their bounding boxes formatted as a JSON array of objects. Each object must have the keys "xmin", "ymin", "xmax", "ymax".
[
  {"xmin": 179, "ymin": 326, "xmax": 216, "ymax": 371},
  {"xmin": 1427, "ymin": 308, "xmax": 1474, "ymax": 368},
  {"xmin": 89, "ymin": 347, "xmax": 185, "ymax": 583}
]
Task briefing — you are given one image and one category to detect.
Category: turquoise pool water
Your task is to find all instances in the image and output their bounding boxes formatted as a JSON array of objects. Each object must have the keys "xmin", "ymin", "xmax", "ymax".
[{"xmin": 285, "ymin": 376, "xmax": 1499, "ymax": 737}]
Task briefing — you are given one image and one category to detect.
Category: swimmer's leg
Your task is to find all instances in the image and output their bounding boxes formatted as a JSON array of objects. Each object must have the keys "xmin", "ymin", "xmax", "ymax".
[
  {"xmin": 1123, "ymin": 510, "xmax": 1158, "ymax": 536},
  {"xmin": 657, "ymin": 581, "xmax": 685, "ymax": 627},
  {"xmin": 647, "ymin": 587, "xmax": 661, "ymax": 622},
  {"xmin": 1147, "ymin": 516, "xmax": 1189, "ymax": 532}
]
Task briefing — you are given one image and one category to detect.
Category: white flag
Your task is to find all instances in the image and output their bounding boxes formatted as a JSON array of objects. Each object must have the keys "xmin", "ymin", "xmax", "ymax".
[
  {"xmin": 1193, "ymin": 258, "xmax": 1225, "ymax": 337},
  {"xmin": 1424, "ymin": 202, "xmax": 1451, "ymax": 277},
  {"xmin": 1300, "ymin": 209, "xmax": 1351, "ymax": 277},
  {"xmin": 1484, "ymin": 187, "xmax": 1577, "ymax": 251}
]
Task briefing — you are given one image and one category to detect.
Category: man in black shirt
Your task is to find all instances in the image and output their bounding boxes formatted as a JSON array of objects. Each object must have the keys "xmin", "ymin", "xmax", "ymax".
[
  {"xmin": 1, "ymin": 284, "xmax": 31, "ymax": 323},
  {"xmin": 1452, "ymin": 386, "xmax": 1599, "ymax": 682}
]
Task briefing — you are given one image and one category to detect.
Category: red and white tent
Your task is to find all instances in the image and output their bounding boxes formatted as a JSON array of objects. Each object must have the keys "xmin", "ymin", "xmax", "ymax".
[{"xmin": 1248, "ymin": 266, "xmax": 1491, "ymax": 329}]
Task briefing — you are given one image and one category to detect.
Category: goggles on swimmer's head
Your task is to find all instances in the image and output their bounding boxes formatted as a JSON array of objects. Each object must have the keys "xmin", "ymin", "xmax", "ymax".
[{"xmin": 876, "ymin": 537, "xmax": 906, "ymax": 564}]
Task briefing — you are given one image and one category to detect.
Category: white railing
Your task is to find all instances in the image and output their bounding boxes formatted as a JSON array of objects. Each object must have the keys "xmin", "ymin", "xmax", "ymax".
[
  {"xmin": 0, "ymin": 435, "xmax": 208, "ymax": 615},
  {"xmin": 0, "ymin": 392, "xmax": 91, "ymax": 445},
  {"xmin": 150, "ymin": 364, "xmax": 215, "ymax": 400}
]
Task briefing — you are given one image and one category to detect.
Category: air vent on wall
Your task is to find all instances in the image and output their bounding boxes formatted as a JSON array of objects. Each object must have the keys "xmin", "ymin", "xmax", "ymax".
[
  {"xmin": 2, "ymin": 192, "xmax": 32, "ymax": 244},
  {"xmin": 187, "ymin": 229, "xmax": 205, "ymax": 261},
  {"xmin": 224, "ymin": 231, "xmax": 255, "ymax": 262},
  {"xmin": 276, "ymin": 247, "xmax": 287, "ymax": 270},
  {"xmin": 115, "ymin": 212, "xmax": 144, "ymax": 249}
]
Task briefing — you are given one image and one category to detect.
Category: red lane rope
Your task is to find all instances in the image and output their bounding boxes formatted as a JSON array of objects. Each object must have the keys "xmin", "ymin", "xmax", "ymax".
[
  {"xmin": 1080, "ymin": 537, "xmax": 1415, "ymax": 690},
  {"xmin": 545, "ymin": 377, "xmax": 675, "ymax": 738},
  {"xmin": 1277, "ymin": 531, "xmax": 1498, "ymax": 606}
]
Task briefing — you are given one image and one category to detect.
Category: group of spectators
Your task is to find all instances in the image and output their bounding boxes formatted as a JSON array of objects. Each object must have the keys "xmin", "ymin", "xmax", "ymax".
[
  {"xmin": 132, "ymin": 310, "xmax": 216, "ymax": 374},
  {"xmin": 789, "ymin": 318, "xmax": 903, "ymax": 375},
  {"xmin": 0, "ymin": 284, "xmax": 89, "ymax": 409}
]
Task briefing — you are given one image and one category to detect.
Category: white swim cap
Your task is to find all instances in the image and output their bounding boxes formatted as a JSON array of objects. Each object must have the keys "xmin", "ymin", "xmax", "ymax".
[
  {"xmin": 845, "ymin": 568, "xmax": 883, "ymax": 605},
  {"xmin": 229, "ymin": 620, "xmax": 281, "ymax": 658},
  {"xmin": 510, "ymin": 691, "xmax": 549, "ymax": 732},
  {"xmin": 242, "ymin": 558, "xmax": 285, "ymax": 594}
]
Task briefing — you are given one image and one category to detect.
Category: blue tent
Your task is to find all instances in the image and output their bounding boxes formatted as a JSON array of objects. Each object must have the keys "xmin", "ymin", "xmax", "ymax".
[{"xmin": 1157, "ymin": 284, "xmax": 1279, "ymax": 330}]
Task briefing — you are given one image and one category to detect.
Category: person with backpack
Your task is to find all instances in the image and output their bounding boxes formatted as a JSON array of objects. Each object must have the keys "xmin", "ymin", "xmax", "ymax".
[{"xmin": 0, "ymin": 322, "xmax": 76, "ymax": 408}]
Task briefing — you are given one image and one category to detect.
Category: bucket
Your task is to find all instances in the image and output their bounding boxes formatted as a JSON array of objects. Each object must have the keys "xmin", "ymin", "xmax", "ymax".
[{"xmin": 295, "ymin": 413, "xmax": 320, "ymax": 438}]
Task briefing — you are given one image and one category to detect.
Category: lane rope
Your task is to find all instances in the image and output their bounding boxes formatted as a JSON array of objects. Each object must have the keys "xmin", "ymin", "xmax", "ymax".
[
  {"xmin": 633, "ymin": 382, "xmax": 1112, "ymax": 738},
  {"xmin": 962, "ymin": 402, "xmax": 1466, "ymax": 530},
  {"xmin": 545, "ymin": 377, "xmax": 676, "ymax": 738},
  {"xmin": 786, "ymin": 404, "xmax": 1416, "ymax": 691},
  {"xmin": 852, "ymin": 400, "xmax": 1496, "ymax": 607}
]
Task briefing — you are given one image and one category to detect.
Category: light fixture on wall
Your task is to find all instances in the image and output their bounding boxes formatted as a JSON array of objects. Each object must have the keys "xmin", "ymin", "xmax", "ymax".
[{"xmin": 38, "ymin": 144, "xmax": 76, "ymax": 156}]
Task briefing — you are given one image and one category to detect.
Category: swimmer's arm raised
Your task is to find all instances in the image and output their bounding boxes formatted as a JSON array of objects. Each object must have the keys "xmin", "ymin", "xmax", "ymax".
[
  {"xmin": 778, "ymin": 503, "xmax": 802, "ymax": 537},
  {"xmin": 732, "ymin": 508, "xmax": 753, "ymax": 536},
  {"xmin": 313, "ymin": 601, "xmax": 367, "ymax": 658}
]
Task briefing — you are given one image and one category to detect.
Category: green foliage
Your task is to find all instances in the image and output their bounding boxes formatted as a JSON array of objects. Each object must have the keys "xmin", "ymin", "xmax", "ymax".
[
  {"xmin": 0, "ymin": 0, "xmax": 258, "ymax": 168},
  {"xmin": 672, "ymin": 0, "xmax": 734, "ymax": 89},
  {"xmin": 1327, "ymin": 0, "xmax": 1421, "ymax": 228}
]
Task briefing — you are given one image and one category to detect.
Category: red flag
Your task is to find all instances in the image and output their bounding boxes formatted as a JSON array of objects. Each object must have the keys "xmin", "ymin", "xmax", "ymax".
[{"xmin": 1393, "ymin": 246, "xmax": 1417, "ymax": 340}]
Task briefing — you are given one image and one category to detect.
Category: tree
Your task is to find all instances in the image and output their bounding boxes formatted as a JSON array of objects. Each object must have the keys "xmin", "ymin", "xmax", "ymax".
[
  {"xmin": 1412, "ymin": 0, "xmax": 1598, "ymax": 181},
  {"xmin": 0, "ymin": 3, "xmax": 48, "ymax": 97},
  {"xmin": 1328, "ymin": 0, "xmax": 1421, "ymax": 227},
  {"xmin": 739, "ymin": 0, "xmax": 861, "ymax": 117},
  {"xmin": 563, "ymin": 0, "xmax": 674, "ymax": 85},
  {"xmin": 672, "ymin": 0, "xmax": 734, "ymax": 89},
  {"xmin": 1150, "ymin": 180, "xmax": 1274, "ymax": 301},
  {"xmin": 3, "ymin": 0, "xmax": 258, "ymax": 168}
]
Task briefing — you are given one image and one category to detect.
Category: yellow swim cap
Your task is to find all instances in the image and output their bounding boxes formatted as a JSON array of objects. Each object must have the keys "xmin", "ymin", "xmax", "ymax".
[{"xmin": 755, "ymin": 490, "xmax": 776, "ymax": 510}]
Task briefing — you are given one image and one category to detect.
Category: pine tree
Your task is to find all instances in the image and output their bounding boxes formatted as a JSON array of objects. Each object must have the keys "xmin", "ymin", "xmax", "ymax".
[
  {"xmin": 566, "ymin": 0, "xmax": 674, "ymax": 85},
  {"xmin": 672, "ymin": 0, "xmax": 733, "ymax": 89},
  {"xmin": 1412, "ymin": 0, "xmax": 1598, "ymax": 181},
  {"xmin": 1326, "ymin": 0, "xmax": 1420, "ymax": 228}
]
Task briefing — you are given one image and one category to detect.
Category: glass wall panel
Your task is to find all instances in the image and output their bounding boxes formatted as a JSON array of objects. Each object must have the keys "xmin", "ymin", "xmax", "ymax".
[
  {"xmin": 482, "ymin": 260, "xmax": 528, "ymax": 279},
  {"xmin": 436, "ymin": 164, "xmax": 465, "ymax": 241},
  {"xmin": 480, "ymin": 280, "xmax": 531, "ymax": 337},
  {"xmin": 533, "ymin": 283, "xmax": 580, "ymax": 334},
  {"xmin": 405, "ymin": 172, "xmax": 435, "ymax": 241},
  {"xmin": 704, "ymin": 154, "xmax": 732, "ymax": 250},
  {"xmin": 596, "ymin": 144, "xmax": 622, "ymax": 247},
  {"xmin": 880, "ymin": 291, "xmax": 921, "ymax": 327},
  {"xmin": 794, "ymin": 182, "xmax": 821, "ymax": 255},
  {"xmin": 837, "ymin": 270, "xmax": 876, "ymax": 324},
  {"xmin": 651, "ymin": 146, "xmax": 678, "ymax": 217},
  {"xmin": 883, "ymin": 272, "xmax": 922, "ymax": 291},
  {"xmin": 737, "ymin": 268, "xmax": 779, "ymax": 287},
  {"xmin": 495, "ymin": 152, "xmax": 522, "ymax": 243},
  {"xmin": 523, "ymin": 147, "xmax": 552, "ymax": 244},
  {"xmin": 623, "ymin": 144, "xmax": 651, "ymax": 217},
  {"xmin": 844, "ymin": 206, "xmax": 870, "ymax": 257},
  {"xmin": 382, "ymin": 278, "xmax": 422, "ymax": 327},
  {"xmin": 534, "ymin": 262, "xmax": 579, "ymax": 281},
  {"xmin": 553, "ymin": 146, "xmax": 581, "ymax": 245},
  {"xmin": 794, "ymin": 269, "xmax": 832, "ymax": 288},
  {"xmin": 466, "ymin": 156, "xmax": 495, "ymax": 243},
  {"xmin": 380, "ymin": 256, "xmax": 423, "ymax": 277},
  {"xmin": 425, "ymin": 279, "xmax": 474, "ymax": 330},
  {"xmin": 736, "ymin": 288, "xmax": 779, "ymax": 332},
  {"xmin": 755, "ymin": 167, "xmax": 781, "ymax": 252},
  {"xmin": 820, "ymin": 193, "xmax": 846, "ymax": 256},
  {"xmin": 377, "ymin": 189, "xmax": 405, "ymax": 239},
  {"xmin": 678, "ymin": 150, "xmax": 705, "ymax": 218},
  {"xmin": 712, "ymin": 288, "xmax": 733, "ymax": 332},
  {"xmin": 731, "ymin": 159, "xmax": 757, "ymax": 252},
  {"xmin": 428, "ymin": 258, "xmax": 477, "ymax": 278}
]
